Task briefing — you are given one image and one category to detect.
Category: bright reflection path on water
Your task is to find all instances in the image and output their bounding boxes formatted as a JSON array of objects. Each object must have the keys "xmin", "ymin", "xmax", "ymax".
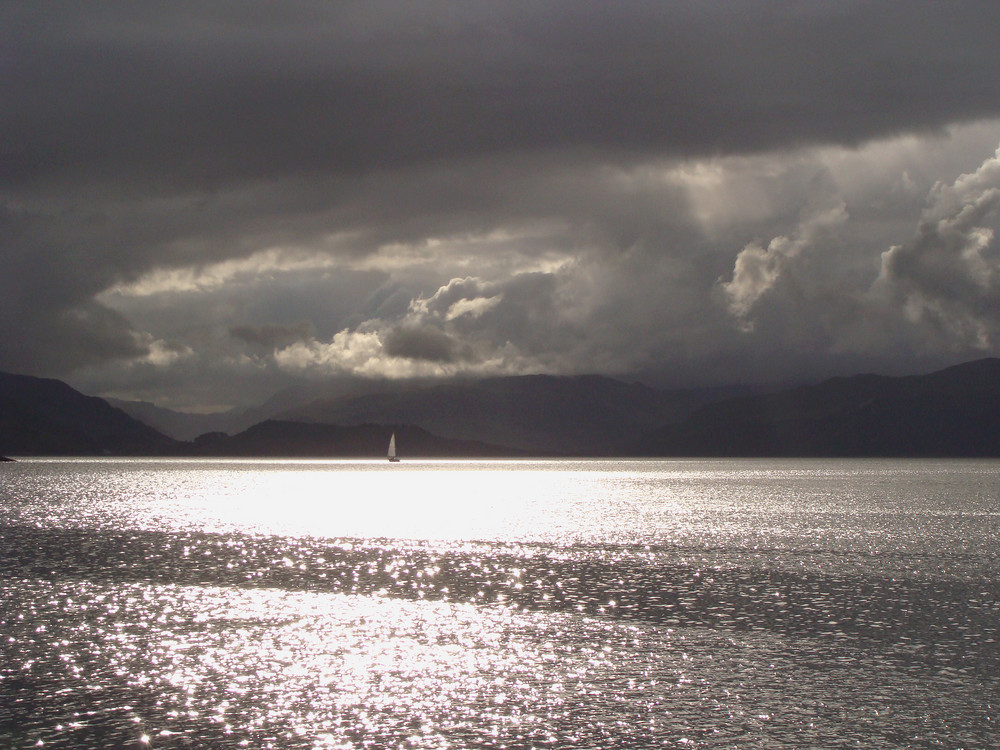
[
  {"xmin": 7, "ymin": 458, "xmax": 1000, "ymax": 570},
  {"xmin": 2, "ymin": 458, "xmax": 999, "ymax": 748},
  {"xmin": 201, "ymin": 461, "xmax": 594, "ymax": 541},
  {"xmin": 6, "ymin": 459, "xmax": 696, "ymax": 543}
]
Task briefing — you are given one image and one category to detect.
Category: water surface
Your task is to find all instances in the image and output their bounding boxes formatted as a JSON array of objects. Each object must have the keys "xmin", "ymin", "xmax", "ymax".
[{"xmin": 1, "ymin": 458, "xmax": 998, "ymax": 748}]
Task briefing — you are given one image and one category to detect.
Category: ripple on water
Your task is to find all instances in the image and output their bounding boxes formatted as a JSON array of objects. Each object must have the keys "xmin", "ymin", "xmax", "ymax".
[
  {"xmin": 2, "ymin": 531, "xmax": 999, "ymax": 748},
  {"xmin": 2, "ymin": 459, "xmax": 999, "ymax": 747}
]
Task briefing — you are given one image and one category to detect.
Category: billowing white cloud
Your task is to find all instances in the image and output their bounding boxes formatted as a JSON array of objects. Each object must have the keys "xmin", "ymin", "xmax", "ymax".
[
  {"xmin": 720, "ymin": 200, "xmax": 849, "ymax": 329},
  {"xmin": 271, "ymin": 325, "xmax": 539, "ymax": 381},
  {"xmin": 267, "ymin": 271, "xmax": 561, "ymax": 380},
  {"xmin": 875, "ymin": 144, "xmax": 1000, "ymax": 351},
  {"xmin": 408, "ymin": 277, "xmax": 497, "ymax": 320},
  {"xmin": 274, "ymin": 331, "xmax": 387, "ymax": 376},
  {"xmin": 138, "ymin": 336, "xmax": 194, "ymax": 368}
]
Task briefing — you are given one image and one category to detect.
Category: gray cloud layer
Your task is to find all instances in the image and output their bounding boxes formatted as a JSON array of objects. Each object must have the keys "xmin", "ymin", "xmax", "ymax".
[
  {"xmin": 3, "ymin": 2, "xmax": 1000, "ymax": 408},
  {"xmin": 8, "ymin": 1, "xmax": 1000, "ymax": 185}
]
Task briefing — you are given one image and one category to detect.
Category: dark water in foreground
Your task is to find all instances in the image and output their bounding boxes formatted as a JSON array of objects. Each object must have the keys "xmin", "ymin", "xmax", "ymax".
[{"xmin": 1, "ymin": 458, "xmax": 998, "ymax": 748}]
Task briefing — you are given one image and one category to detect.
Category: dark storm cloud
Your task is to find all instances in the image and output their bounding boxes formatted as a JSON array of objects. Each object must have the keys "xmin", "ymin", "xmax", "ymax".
[
  {"xmin": 0, "ymin": 202, "xmax": 148, "ymax": 373},
  {"xmin": 3, "ymin": 1, "xmax": 1000, "ymax": 405},
  {"xmin": 383, "ymin": 325, "xmax": 461, "ymax": 363},
  {"xmin": 230, "ymin": 321, "xmax": 315, "ymax": 349},
  {"xmin": 5, "ymin": 1, "xmax": 1000, "ymax": 189}
]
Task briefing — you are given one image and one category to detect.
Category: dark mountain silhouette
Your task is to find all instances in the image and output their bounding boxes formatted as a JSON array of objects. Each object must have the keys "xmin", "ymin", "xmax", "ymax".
[
  {"xmin": 188, "ymin": 421, "xmax": 527, "ymax": 458},
  {"xmin": 277, "ymin": 374, "xmax": 744, "ymax": 454},
  {"xmin": 0, "ymin": 372, "xmax": 177, "ymax": 456},
  {"xmin": 636, "ymin": 358, "xmax": 1000, "ymax": 457},
  {"xmin": 112, "ymin": 374, "xmax": 743, "ymax": 451},
  {"xmin": 109, "ymin": 377, "xmax": 425, "ymax": 439},
  {"xmin": 106, "ymin": 398, "xmax": 260, "ymax": 441},
  {"xmin": 5, "ymin": 359, "xmax": 1000, "ymax": 458},
  {"xmin": 0, "ymin": 371, "xmax": 529, "ymax": 457}
]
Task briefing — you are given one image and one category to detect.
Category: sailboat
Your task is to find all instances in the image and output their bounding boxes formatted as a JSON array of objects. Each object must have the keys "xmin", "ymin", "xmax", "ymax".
[{"xmin": 387, "ymin": 432, "xmax": 400, "ymax": 462}]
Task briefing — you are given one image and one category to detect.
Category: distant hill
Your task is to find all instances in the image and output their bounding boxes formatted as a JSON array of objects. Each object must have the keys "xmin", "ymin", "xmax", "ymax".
[
  {"xmin": 0, "ymin": 370, "xmax": 530, "ymax": 457},
  {"xmin": 636, "ymin": 358, "xmax": 1000, "ymax": 457},
  {"xmin": 107, "ymin": 398, "xmax": 260, "ymax": 441},
  {"xmin": 110, "ymin": 374, "xmax": 755, "ymax": 453},
  {"xmin": 278, "ymin": 374, "xmax": 741, "ymax": 455},
  {"xmin": 6, "ymin": 359, "xmax": 1000, "ymax": 458},
  {"xmin": 188, "ymin": 421, "xmax": 527, "ymax": 458},
  {"xmin": 0, "ymin": 372, "xmax": 177, "ymax": 456},
  {"xmin": 109, "ymin": 377, "xmax": 417, "ymax": 440}
]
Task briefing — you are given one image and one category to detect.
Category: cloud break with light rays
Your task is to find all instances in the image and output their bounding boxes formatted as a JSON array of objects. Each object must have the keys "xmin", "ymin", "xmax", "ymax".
[{"xmin": 4, "ymin": 3, "xmax": 1000, "ymax": 410}]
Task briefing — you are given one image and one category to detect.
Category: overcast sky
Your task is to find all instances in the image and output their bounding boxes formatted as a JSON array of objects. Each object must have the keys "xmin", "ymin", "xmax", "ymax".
[{"xmin": 4, "ymin": 1, "xmax": 1000, "ymax": 410}]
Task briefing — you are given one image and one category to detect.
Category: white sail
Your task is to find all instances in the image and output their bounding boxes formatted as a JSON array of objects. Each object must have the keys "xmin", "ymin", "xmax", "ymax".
[{"xmin": 387, "ymin": 432, "xmax": 399, "ymax": 461}]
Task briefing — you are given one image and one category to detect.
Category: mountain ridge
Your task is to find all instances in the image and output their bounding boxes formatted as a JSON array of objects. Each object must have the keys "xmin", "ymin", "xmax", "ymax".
[
  {"xmin": 634, "ymin": 357, "xmax": 1000, "ymax": 457},
  {"xmin": 3, "ymin": 358, "xmax": 1000, "ymax": 457},
  {"xmin": 0, "ymin": 372, "xmax": 177, "ymax": 456},
  {"xmin": 188, "ymin": 421, "xmax": 532, "ymax": 458},
  {"xmin": 274, "ymin": 374, "xmax": 749, "ymax": 454}
]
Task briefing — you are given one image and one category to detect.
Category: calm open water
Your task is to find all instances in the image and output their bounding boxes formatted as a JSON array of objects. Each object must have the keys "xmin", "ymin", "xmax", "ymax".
[{"xmin": 1, "ymin": 458, "xmax": 998, "ymax": 749}]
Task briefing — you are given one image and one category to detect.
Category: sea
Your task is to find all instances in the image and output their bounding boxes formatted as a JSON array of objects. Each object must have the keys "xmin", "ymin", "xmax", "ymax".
[{"xmin": 1, "ymin": 457, "xmax": 998, "ymax": 749}]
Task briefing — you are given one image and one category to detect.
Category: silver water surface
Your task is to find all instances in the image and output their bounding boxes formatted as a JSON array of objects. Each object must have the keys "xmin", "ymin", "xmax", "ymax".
[{"xmin": 1, "ymin": 458, "xmax": 998, "ymax": 748}]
